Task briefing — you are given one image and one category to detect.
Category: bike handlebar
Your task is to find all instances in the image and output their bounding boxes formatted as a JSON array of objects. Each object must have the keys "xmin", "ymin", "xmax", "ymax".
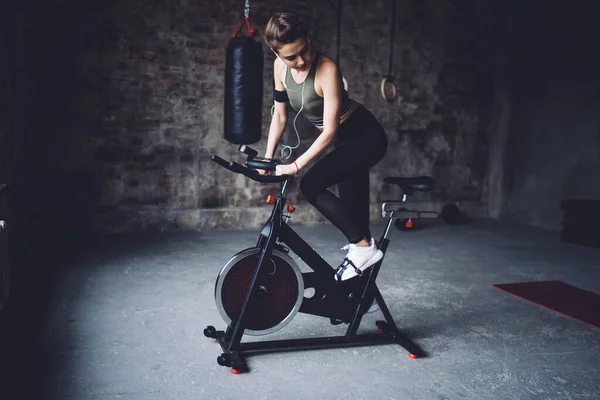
[{"xmin": 211, "ymin": 155, "xmax": 291, "ymax": 183}]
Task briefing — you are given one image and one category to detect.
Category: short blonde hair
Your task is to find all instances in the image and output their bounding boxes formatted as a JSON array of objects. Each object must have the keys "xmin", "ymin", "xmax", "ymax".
[{"xmin": 264, "ymin": 12, "xmax": 308, "ymax": 51}]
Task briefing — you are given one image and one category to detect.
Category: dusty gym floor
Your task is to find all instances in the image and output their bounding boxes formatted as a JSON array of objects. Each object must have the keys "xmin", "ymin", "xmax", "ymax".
[{"xmin": 4, "ymin": 218, "xmax": 600, "ymax": 399}]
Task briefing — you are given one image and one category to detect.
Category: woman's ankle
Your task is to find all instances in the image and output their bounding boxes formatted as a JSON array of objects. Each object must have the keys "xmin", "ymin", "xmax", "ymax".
[{"xmin": 355, "ymin": 238, "xmax": 371, "ymax": 247}]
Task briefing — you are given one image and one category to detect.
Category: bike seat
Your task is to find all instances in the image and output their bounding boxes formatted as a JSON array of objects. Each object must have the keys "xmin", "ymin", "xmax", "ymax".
[{"xmin": 384, "ymin": 176, "xmax": 434, "ymax": 193}]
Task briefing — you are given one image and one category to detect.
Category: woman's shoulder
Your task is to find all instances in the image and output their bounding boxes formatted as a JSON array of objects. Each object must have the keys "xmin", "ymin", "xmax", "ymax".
[
  {"xmin": 315, "ymin": 54, "xmax": 337, "ymax": 74},
  {"xmin": 273, "ymin": 57, "xmax": 286, "ymax": 72},
  {"xmin": 273, "ymin": 57, "xmax": 287, "ymax": 84}
]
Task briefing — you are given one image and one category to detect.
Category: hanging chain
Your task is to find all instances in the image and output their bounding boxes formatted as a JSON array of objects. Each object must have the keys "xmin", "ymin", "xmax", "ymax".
[
  {"xmin": 233, "ymin": 0, "xmax": 254, "ymax": 37},
  {"xmin": 336, "ymin": 0, "xmax": 342, "ymax": 66},
  {"xmin": 244, "ymin": 0, "xmax": 250, "ymax": 18},
  {"xmin": 388, "ymin": 0, "xmax": 396, "ymax": 77}
]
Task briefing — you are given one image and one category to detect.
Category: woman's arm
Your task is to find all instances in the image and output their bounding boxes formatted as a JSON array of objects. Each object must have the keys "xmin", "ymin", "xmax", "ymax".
[
  {"xmin": 265, "ymin": 59, "xmax": 288, "ymax": 159},
  {"xmin": 294, "ymin": 58, "xmax": 341, "ymax": 171}
]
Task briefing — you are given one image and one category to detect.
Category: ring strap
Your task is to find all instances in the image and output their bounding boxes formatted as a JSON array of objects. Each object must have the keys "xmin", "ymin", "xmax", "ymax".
[{"xmin": 380, "ymin": 75, "xmax": 397, "ymax": 102}]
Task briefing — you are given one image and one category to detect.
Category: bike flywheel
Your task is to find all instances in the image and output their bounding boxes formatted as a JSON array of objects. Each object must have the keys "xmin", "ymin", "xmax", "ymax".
[{"xmin": 215, "ymin": 247, "xmax": 304, "ymax": 336}]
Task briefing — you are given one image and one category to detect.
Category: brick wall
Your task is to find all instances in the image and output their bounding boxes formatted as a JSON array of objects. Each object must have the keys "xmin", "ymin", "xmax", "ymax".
[
  {"xmin": 312, "ymin": 0, "xmax": 497, "ymax": 208},
  {"xmin": 2, "ymin": 0, "xmax": 500, "ymax": 234}
]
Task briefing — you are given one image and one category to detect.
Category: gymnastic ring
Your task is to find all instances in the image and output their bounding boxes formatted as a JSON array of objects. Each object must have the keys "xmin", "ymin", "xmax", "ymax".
[
  {"xmin": 380, "ymin": 76, "xmax": 397, "ymax": 102},
  {"xmin": 342, "ymin": 76, "xmax": 348, "ymax": 91}
]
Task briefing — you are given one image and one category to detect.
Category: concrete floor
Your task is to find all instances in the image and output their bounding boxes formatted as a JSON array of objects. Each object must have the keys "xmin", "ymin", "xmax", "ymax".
[{"xmin": 11, "ymin": 218, "xmax": 600, "ymax": 399}]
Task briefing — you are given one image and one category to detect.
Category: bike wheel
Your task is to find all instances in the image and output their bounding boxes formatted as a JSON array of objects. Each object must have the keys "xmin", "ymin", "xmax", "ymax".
[{"xmin": 215, "ymin": 247, "xmax": 304, "ymax": 336}]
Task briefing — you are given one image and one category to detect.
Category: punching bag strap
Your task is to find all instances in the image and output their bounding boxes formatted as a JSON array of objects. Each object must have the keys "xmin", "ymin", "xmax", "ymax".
[{"xmin": 232, "ymin": 0, "xmax": 255, "ymax": 38}]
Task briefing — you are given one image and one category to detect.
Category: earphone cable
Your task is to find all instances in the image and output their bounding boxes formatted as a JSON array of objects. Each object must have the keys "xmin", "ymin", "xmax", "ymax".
[{"xmin": 271, "ymin": 70, "xmax": 304, "ymax": 160}]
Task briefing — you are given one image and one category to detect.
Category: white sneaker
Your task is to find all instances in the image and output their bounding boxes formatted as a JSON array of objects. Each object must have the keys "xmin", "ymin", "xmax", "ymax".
[{"xmin": 334, "ymin": 238, "xmax": 383, "ymax": 281}]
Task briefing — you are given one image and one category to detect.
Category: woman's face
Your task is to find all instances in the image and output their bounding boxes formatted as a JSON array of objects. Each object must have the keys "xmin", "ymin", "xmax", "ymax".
[{"xmin": 275, "ymin": 38, "xmax": 313, "ymax": 71}]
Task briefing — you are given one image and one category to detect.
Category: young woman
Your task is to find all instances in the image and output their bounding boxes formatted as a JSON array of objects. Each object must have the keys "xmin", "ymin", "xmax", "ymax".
[{"xmin": 262, "ymin": 11, "xmax": 388, "ymax": 282}]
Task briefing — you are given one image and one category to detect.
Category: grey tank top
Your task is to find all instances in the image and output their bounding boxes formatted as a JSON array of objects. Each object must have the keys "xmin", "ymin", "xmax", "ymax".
[{"xmin": 283, "ymin": 53, "xmax": 352, "ymax": 127}]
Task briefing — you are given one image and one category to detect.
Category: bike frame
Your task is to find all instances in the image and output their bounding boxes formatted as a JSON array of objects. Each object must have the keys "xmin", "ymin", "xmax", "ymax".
[{"xmin": 206, "ymin": 162, "xmax": 424, "ymax": 372}]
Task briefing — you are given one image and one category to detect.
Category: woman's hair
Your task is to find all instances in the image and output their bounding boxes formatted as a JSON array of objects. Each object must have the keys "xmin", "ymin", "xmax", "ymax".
[{"xmin": 264, "ymin": 12, "xmax": 308, "ymax": 50}]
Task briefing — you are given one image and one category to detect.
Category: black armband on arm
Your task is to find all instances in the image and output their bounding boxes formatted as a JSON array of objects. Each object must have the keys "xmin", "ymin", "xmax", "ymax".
[{"xmin": 273, "ymin": 88, "xmax": 289, "ymax": 103}]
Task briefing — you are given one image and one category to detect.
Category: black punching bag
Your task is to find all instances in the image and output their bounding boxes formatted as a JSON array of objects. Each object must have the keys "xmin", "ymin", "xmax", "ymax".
[{"xmin": 224, "ymin": 36, "xmax": 264, "ymax": 145}]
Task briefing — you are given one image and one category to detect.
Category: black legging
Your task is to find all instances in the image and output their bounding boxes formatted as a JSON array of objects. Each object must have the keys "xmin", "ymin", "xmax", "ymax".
[{"xmin": 299, "ymin": 105, "xmax": 388, "ymax": 244}]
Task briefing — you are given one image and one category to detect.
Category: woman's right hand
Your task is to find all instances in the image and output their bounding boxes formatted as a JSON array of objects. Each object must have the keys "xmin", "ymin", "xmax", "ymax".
[{"xmin": 257, "ymin": 154, "xmax": 273, "ymax": 175}]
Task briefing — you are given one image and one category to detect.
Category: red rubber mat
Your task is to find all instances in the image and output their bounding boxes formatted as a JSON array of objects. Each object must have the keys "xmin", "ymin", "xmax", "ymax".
[{"xmin": 492, "ymin": 280, "xmax": 600, "ymax": 329}]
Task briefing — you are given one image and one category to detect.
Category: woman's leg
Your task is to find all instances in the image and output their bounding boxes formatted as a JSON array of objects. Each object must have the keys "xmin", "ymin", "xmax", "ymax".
[
  {"xmin": 338, "ymin": 169, "xmax": 372, "ymax": 243},
  {"xmin": 299, "ymin": 144, "xmax": 372, "ymax": 243},
  {"xmin": 299, "ymin": 106, "xmax": 387, "ymax": 280},
  {"xmin": 299, "ymin": 107, "xmax": 387, "ymax": 244}
]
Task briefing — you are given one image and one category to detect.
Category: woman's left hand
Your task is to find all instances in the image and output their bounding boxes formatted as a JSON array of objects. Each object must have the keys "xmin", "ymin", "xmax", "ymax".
[{"xmin": 275, "ymin": 163, "xmax": 298, "ymax": 176}]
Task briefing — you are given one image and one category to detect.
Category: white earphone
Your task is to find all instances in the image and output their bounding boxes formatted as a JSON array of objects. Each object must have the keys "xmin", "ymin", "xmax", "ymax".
[{"xmin": 271, "ymin": 70, "xmax": 304, "ymax": 160}]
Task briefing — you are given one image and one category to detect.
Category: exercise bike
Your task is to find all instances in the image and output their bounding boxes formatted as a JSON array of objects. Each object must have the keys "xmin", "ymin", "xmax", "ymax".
[{"xmin": 204, "ymin": 145, "xmax": 438, "ymax": 374}]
